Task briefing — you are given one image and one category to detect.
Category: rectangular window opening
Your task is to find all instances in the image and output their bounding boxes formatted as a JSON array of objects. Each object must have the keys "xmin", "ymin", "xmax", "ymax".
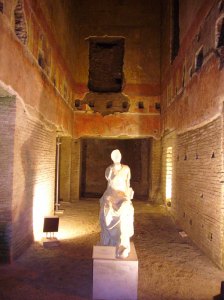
[{"xmin": 171, "ymin": 0, "xmax": 180, "ymax": 62}]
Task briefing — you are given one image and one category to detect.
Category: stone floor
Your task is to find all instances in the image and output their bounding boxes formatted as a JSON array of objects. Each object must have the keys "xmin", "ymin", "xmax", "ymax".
[{"xmin": 0, "ymin": 200, "xmax": 224, "ymax": 300}]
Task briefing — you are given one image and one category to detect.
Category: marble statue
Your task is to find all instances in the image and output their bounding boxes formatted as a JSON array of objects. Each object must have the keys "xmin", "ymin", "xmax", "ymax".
[{"xmin": 99, "ymin": 149, "xmax": 134, "ymax": 258}]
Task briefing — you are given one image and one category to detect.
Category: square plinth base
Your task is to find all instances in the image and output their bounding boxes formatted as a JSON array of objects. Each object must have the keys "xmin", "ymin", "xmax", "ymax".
[
  {"xmin": 42, "ymin": 237, "xmax": 60, "ymax": 248},
  {"xmin": 93, "ymin": 242, "xmax": 138, "ymax": 300}
]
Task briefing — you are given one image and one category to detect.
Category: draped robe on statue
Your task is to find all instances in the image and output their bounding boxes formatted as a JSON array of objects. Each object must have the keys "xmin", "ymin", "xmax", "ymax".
[{"xmin": 99, "ymin": 151, "xmax": 134, "ymax": 258}]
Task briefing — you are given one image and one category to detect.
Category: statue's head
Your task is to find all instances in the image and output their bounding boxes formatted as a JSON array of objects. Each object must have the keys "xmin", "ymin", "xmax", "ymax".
[{"xmin": 111, "ymin": 149, "xmax": 122, "ymax": 163}]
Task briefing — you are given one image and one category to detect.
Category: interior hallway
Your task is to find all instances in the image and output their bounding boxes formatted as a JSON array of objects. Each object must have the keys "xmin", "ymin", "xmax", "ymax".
[{"xmin": 0, "ymin": 200, "xmax": 223, "ymax": 300}]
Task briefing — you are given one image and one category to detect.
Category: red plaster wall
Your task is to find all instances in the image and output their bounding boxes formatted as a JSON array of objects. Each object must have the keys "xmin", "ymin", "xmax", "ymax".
[
  {"xmin": 161, "ymin": 0, "xmax": 223, "ymax": 132},
  {"xmin": 73, "ymin": 112, "xmax": 160, "ymax": 139},
  {"xmin": 32, "ymin": 0, "xmax": 78, "ymax": 83},
  {"xmin": 0, "ymin": 13, "xmax": 73, "ymax": 134},
  {"xmin": 179, "ymin": 0, "xmax": 208, "ymax": 43}
]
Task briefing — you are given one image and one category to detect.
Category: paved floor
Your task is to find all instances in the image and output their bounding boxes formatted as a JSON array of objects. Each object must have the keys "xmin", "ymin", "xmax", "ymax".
[{"xmin": 0, "ymin": 200, "xmax": 224, "ymax": 299}]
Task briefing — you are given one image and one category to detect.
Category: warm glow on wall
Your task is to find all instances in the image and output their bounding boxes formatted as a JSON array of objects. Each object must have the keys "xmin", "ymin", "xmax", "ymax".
[
  {"xmin": 33, "ymin": 182, "xmax": 53, "ymax": 241},
  {"xmin": 166, "ymin": 147, "xmax": 173, "ymax": 202}
]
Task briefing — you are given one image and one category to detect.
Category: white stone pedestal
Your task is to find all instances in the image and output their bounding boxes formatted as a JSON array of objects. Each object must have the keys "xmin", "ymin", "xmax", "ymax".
[{"xmin": 92, "ymin": 242, "xmax": 138, "ymax": 300}]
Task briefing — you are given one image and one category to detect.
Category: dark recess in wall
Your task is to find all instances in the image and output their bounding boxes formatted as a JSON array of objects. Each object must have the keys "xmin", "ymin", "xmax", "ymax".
[
  {"xmin": 80, "ymin": 138, "xmax": 150, "ymax": 200},
  {"xmin": 171, "ymin": 0, "xmax": 180, "ymax": 62},
  {"xmin": 0, "ymin": 1, "xmax": 3, "ymax": 13},
  {"xmin": 87, "ymin": 36, "xmax": 125, "ymax": 93}
]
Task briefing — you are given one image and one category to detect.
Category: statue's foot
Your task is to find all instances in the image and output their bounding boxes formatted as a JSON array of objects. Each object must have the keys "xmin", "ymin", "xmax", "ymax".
[
  {"xmin": 116, "ymin": 245, "xmax": 130, "ymax": 259},
  {"xmin": 119, "ymin": 248, "xmax": 129, "ymax": 258}
]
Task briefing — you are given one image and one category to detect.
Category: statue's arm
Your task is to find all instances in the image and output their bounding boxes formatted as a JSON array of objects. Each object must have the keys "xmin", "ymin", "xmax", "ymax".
[
  {"xmin": 126, "ymin": 166, "xmax": 131, "ymax": 188},
  {"xmin": 125, "ymin": 166, "xmax": 134, "ymax": 199},
  {"xmin": 105, "ymin": 166, "xmax": 112, "ymax": 181}
]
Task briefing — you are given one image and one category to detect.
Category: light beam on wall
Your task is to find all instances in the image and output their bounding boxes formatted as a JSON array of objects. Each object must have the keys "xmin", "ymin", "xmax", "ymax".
[
  {"xmin": 33, "ymin": 182, "xmax": 53, "ymax": 241},
  {"xmin": 166, "ymin": 147, "xmax": 173, "ymax": 205}
]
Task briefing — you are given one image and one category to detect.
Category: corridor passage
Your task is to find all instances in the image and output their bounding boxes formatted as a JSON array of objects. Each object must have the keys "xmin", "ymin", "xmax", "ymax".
[{"xmin": 0, "ymin": 201, "xmax": 223, "ymax": 300}]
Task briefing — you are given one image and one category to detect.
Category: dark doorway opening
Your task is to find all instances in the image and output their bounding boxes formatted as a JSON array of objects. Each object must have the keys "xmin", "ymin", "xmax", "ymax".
[{"xmin": 80, "ymin": 138, "xmax": 150, "ymax": 200}]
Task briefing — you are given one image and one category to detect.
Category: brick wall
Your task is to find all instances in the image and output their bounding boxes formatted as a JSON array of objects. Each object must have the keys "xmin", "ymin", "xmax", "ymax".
[
  {"xmin": 70, "ymin": 139, "xmax": 81, "ymax": 201},
  {"xmin": 0, "ymin": 96, "xmax": 16, "ymax": 262},
  {"xmin": 161, "ymin": 132, "xmax": 177, "ymax": 209},
  {"xmin": 162, "ymin": 117, "xmax": 223, "ymax": 267},
  {"xmin": 175, "ymin": 117, "xmax": 222, "ymax": 266},
  {"xmin": 59, "ymin": 137, "xmax": 72, "ymax": 203},
  {"xmin": 10, "ymin": 98, "xmax": 56, "ymax": 260},
  {"xmin": 150, "ymin": 138, "xmax": 162, "ymax": 203}
]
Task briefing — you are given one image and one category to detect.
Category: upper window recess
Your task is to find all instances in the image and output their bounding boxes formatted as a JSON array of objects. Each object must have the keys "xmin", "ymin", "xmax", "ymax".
[
  {"xmin": 87, "ymin": 36, "xmax": 125, "ymax": 93},
  {"xmin": 216, "ymin": 17, "xmax": 224, "ymax": 48},
  {"xmin": 0, "ymin": 1, "xmax": 3, "ymax": 13},
  {"xmin": 171, "ymin": 0, "xmax": 180, "ymax": 63},
  {"xmin": 14, "ymin": 0, "xmax": 27, "ymax": 45},
  {"xmin": 195, "ymin": 48, "xmax": 204, "ymax": 72}
]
